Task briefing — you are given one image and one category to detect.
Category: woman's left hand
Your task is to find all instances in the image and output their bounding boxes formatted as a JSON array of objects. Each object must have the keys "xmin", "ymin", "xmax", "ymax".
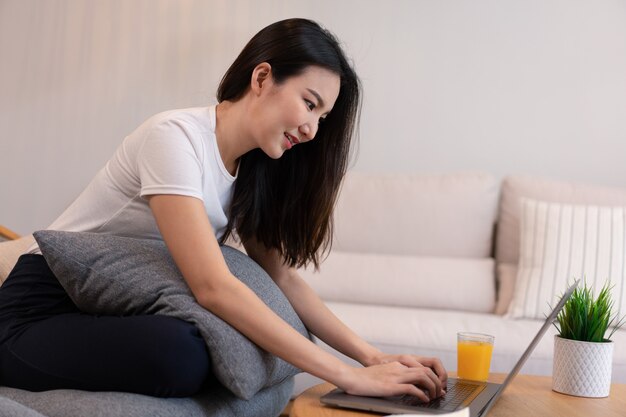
[{"xmin": 367, "ymin": 353, "xmax": 448, "ymax": 389}]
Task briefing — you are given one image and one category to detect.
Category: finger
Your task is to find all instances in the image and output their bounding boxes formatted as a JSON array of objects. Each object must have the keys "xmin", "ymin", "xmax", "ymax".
[
  {"xmin": 403, "ymin": 384, "xmax": 430, "ymax": 403},
  {"xmin": 419, "ymin": 357, "xmax": 448, "ymax": 388},
  {"xmin": 418, "ymin": 367, "xmax": 442, "ymax": 399},
  {"xmin": 429, "ymin": 358, "xmax": 448, "ymax": 387},
  {"xmin": 404, "ymin": 370, "xmax": 438, "ymax": 400},
  {"xmin": 391, "ymin": 361, "xmax": 442, "ymax": 399},
  {"xmin": 397, "ymin": 355, "xmax": 423, "ymax": 368}
]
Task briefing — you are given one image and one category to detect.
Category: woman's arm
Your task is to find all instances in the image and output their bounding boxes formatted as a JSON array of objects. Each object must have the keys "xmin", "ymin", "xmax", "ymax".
[
  {"xmin": 243, "ymin": 236, "xmax": 448, "ymax": 387},
  {"xmin": 148, "ymin": 194, "xmax": 443, "ymax": 401}
]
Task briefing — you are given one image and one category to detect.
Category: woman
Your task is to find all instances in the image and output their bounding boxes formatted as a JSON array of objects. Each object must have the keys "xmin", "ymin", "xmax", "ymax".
[{"xmin": 0, "ymin": 18, "xmax": 447, "ymax": 402}]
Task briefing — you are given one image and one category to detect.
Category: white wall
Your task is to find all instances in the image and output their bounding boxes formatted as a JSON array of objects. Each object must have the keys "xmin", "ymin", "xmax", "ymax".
[{"xmin": 1, "ymin": 0, "xmax": 625, "ymax": 235}]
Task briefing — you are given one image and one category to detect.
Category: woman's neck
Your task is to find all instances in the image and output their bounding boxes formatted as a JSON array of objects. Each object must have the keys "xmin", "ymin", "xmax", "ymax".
[{"xmin": 215, "ymin": 99, "xmax": 256, "ymax": 176}]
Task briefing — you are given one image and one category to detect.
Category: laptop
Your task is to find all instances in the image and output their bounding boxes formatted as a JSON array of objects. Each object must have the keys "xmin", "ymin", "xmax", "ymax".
[{"xmin": 320, "ymin": 281, "xmax": 578, "ymax": 416}]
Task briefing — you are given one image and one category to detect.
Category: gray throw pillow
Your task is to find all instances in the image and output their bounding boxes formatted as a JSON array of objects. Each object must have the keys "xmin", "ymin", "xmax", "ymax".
[
  {"xmin": 33, "ymin": 230, "xmax": 309, "ymax": 400},
  {"xmin": 0, "ymin": 396, "xmax": 47, "ymax": 417}
]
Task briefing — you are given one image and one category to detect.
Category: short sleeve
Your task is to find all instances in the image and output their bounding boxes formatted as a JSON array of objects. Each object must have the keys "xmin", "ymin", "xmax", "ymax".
[{"xmin": 137, "ymin": 119, "xmax": 204, "ymax": 200}]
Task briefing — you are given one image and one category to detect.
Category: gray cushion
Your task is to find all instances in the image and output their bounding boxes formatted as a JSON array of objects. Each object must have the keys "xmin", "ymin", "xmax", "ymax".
[
  {"xmin": 0, "ymin": 377, "xmax": 293, "ymax": 417},
  {"xmin": 0, "ymin": 396, "xmax": 47, "ymax": 417},
  {"xmin": 33, "ymin": 230, "xmax": 309, "ymax": 400}
]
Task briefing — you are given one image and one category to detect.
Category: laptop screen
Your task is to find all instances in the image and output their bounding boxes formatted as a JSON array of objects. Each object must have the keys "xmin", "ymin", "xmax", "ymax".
[{"xmin": 479, "ymin": 280, "xmax": 578, "ymax": 416}]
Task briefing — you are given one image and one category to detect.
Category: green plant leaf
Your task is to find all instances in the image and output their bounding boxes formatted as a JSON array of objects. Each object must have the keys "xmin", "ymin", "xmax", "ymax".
[{"xmin": 555, "ymin": 279, "xmax": 625, "ymax": 342}]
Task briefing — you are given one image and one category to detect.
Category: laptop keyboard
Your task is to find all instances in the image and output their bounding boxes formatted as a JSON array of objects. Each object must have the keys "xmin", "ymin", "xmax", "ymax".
[{"xmin": 394, "ymin": 379, "xmax": 483, "ymax": 411}]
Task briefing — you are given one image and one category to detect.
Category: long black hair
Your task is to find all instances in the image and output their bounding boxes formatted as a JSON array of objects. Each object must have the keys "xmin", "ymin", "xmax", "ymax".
[{"xmin": 218, "ymin": 18, "xmax": 361, "ymax": 269}]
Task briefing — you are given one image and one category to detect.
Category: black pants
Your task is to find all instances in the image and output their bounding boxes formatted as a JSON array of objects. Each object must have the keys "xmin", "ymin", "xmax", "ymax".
[{"xmin": 0, "ymin": 255, "xmax": 210, "ymax": 397}]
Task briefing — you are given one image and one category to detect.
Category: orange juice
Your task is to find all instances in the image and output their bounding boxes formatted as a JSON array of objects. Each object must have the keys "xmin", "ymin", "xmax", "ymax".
[{"xmin": 457, "ymin": 334, "xmax": 494, "ymax": 381}]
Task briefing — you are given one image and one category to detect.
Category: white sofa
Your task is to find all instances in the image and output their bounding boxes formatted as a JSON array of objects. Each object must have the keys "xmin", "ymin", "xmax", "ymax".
[
  {"xmin": 295, "ymin": 172, "xmax": 626, "ymax": 393},
  {"xmin": 2, "ymin": 171, "xmax": 625, "ymax": 402}
]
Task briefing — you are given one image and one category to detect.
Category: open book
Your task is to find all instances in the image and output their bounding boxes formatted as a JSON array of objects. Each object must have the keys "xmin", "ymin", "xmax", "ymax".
[{"xmin": 386, "ymin": 407, "xmax": 469, "ymax": 417}]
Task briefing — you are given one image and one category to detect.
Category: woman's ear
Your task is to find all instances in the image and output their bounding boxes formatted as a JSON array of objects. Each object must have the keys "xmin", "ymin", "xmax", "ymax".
[{"xmin": 250, "ymin": 62, "xmax": 272, "ymax": 95}]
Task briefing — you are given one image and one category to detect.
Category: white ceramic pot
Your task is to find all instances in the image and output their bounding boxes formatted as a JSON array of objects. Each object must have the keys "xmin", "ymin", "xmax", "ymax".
[{"xmin": 552, "ymin": 335, "xmax": 614, "ymax": 398}]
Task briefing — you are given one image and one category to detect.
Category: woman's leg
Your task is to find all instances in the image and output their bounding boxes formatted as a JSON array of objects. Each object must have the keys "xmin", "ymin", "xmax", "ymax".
[{"xmin": 0, "ymin": 255, "xmax": 210, "ymax": 397}]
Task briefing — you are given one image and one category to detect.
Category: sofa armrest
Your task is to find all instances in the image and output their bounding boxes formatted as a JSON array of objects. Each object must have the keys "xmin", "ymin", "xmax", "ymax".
[
  {"xmin": 0, "ymin": 230, "xmax": 35, "ymax": 283},
  {"xmin": 0, "ymin": 225, "xmax": 20, "ymax": 241}
]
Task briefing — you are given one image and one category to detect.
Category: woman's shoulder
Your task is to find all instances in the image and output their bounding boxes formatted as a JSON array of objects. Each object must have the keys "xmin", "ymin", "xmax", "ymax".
[
  {"xmin": 121, "ymin": 106, "xmax": 216, "ymax": 150},
  {"xmin": 142, "ymin": 106, "xmax": 215, "ymax": 132}
]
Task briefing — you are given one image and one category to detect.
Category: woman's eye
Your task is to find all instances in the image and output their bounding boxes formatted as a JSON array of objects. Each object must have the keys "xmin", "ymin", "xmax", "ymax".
[{"xmin": 305, "ymin": 99, "xmax": 316, "ymax": 111}]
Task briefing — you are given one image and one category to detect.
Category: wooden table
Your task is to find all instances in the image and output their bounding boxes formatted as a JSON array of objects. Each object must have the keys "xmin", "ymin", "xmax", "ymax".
[{"xmin": 290, "ymin": 374, "xmax": 626, "ymax": 417}]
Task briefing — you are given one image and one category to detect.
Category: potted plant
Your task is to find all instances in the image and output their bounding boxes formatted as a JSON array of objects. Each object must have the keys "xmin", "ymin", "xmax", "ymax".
[{"xmin": 552, "ymin": 281, "xmax": 625, "ymax": 397}]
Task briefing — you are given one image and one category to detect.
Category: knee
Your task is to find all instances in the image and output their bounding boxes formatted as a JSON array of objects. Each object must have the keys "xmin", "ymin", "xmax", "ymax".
[{"xmin": 144, "ymin": 317, "xmax": 210, "ymax": 397}]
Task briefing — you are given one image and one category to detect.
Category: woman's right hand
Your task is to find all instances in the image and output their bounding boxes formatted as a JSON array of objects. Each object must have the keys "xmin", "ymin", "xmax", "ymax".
[{"xmin": 336, "ymin": 361, "xmax": 445, "ymax": 403}]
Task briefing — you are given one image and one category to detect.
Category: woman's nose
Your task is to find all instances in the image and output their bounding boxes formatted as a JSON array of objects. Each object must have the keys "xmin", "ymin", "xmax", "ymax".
[{"xmin": 299, "ymin": 121, "xmax": 318, "ymax": 141}]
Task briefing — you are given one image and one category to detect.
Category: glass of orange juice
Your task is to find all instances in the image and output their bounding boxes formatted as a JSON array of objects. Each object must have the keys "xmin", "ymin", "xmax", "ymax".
[{"xmin": 457, "ymin": 332, "xmax": 494, "ymax": 382}]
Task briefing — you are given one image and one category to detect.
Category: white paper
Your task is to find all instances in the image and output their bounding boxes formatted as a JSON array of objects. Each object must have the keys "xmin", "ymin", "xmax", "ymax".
[{"xmin": 386, "ymin": 407, "xmax": 470, "ymax": 417}]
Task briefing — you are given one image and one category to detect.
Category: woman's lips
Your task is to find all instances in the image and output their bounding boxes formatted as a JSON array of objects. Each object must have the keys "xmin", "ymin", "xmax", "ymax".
[
  {"xmin": 284, "ymin": 133, "xmax": 293, "ymax": 149},
  {"xmin": 285, "ymin": 132, "xmax": 300, "ymax": 145}
]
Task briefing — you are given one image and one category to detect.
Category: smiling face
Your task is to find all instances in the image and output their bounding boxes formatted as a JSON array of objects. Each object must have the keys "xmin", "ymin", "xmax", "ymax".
[{"xmin": 249, "ymin": 64, "xmax": 341, "ymax": 159}]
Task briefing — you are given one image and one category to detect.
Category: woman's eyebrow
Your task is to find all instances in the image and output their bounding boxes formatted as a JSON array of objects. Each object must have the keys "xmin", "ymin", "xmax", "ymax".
[{"xmin": 307, "ymin": 88, "xmax": 325, "ymax": 109}]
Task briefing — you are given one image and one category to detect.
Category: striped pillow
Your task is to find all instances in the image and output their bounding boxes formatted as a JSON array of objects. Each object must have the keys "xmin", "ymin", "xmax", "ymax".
[{"xmin": 508, "ymin": 199, "xmax": 626, "ymax": 320}]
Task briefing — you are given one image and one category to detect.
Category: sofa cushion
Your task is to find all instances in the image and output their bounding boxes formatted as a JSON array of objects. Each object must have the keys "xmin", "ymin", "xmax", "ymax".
[
  {"xmin": 495, "ymin": 176, "xmax": 626, "ymax": 316},
  {"xmin": 0, "ymin": 377, "xmax": 293, "ymax": 417},
  {"xmin": 333, "ymin": 172, "xmax": 498, "ymax": 258},
  {"xmin": 494, "ymin": 263, "xmax": 517, "ymax": 315},
  {"xmin": 300, "ymin": 251, "xmax": 496, "ymax": 313},
  {"xmin": 0, "ymin": 236, "xmax": 35, "ymax": 284},
  {"xmin": 319, "ymin": 301, "xmax": 626, "ymax": 384},
  {"xmin": 508, "ymin": 199, "xmax": 626, "ymax": 320},
  {"xmin": 32, "ymin": 230, "xmax": 307, "ymax": 400},
  {"xmin": 496, "ymin": 175, "xmax": 626, "ymax": 265}
]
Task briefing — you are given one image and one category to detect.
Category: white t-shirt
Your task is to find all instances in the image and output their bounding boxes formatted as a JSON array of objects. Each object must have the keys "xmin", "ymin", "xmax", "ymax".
[{"xmin": 28, "ymin": 105, "xmax": 237, "ymax": 254}]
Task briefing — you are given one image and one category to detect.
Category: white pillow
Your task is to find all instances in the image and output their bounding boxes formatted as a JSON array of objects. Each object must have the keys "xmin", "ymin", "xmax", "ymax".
[
  {"xmin": 496, "ymin": 175, "xmax": 626, "ymax": 266},
  {"xmin": 508, "ymin": 199, "xmax": 626, "ymax": 320}
]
